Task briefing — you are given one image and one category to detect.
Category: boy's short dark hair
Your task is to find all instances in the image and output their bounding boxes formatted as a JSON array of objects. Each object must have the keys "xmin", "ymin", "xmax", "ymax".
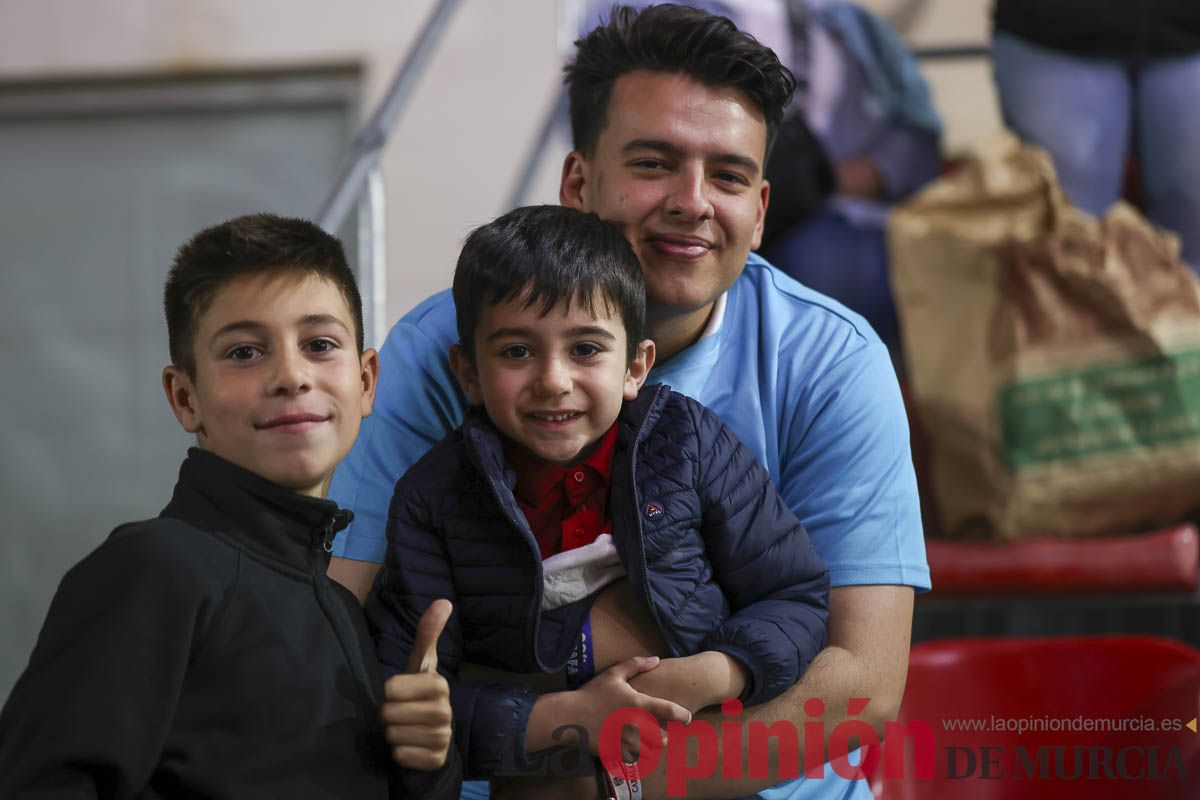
[
  {"xmin": 453, "ymin": 205, "xmax": 645, "ymax": 362},
  {"xmin": 564, "ymin": 3, "xmax": 796, "ymax": 158},
  {"xmin": 164, "ymin": 213, "xmax": 363, "ymax": 376}
]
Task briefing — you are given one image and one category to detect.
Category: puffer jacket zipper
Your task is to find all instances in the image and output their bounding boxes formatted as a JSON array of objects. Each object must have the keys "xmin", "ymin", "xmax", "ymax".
[
  {"xmin": 475, "ymin": 441, "xmax": 554, "ymax": 673},
  {"xmin": 623, "ymin": 384, "xmax": 673, "ymax": 652}
]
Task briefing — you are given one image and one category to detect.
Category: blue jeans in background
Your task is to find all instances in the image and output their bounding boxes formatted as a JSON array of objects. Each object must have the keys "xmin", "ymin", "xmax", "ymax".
[{"xmin": 992, "ymin": 31, "xmax": 1200, "ymax": 267}]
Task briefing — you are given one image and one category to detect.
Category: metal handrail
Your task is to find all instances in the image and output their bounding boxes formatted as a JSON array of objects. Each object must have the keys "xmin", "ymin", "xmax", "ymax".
[
  {"xmin": 316, "ymin": 0, "xmax": 462, "ymax": 234},
  {"xmin": 316, "ymin": 0, "xmax": 461, "ymax": 348},
  {"xmin": 356, "ymin": 169, "xmax": 388, "ymax": 348}
]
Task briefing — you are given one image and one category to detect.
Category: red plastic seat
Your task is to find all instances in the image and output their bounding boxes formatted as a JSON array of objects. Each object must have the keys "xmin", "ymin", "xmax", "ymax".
[
  {"xmin": 871, "ymin": 636, "xmax": 1200, "ymax": 799},
  {"xmin": 900, "ymin": 381, "xmax": 1200, "ymax": 595}
]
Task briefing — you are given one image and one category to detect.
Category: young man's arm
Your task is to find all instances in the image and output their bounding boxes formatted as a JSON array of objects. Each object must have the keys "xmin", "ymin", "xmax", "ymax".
[
  {"xmin": 634, "ymin": 584, "xmax": 913, "ymax": 798},
  {"xmin": 684, "ymin": 400, "xmax": 830, "ymax": 707},
  {"xmin": 501, "ymin": 576, "xmax": 912, "ymax": 795},
  {"xmin": 0, "ymin": 525, "xmax": 218, "ymax": 797},
  {"xmin": 648, "ymin": 335, "xmax": 923, "ymax": 795},
  {"xmin": 497, "ymin": 583, "xmax": 912, "ymax": 799}
]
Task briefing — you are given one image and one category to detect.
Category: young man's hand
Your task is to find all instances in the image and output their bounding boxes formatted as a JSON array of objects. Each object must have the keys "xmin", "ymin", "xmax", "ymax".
[
  {"xmin": 380, "ymin": 599, "xmax": 454, "ymax": 770},
  {"xmin": 834, "ymin": 155, "xmax": 886, "ymax": 199}
]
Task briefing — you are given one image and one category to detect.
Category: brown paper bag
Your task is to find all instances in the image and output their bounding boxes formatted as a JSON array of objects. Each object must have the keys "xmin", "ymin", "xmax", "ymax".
[{"xmin": 889, "ymin": 133, "xmax": 1200, "ymax": 540}]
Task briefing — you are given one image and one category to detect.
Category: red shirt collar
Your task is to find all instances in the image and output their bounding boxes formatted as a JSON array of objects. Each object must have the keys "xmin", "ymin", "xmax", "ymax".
[{"xmin": 504, "ymin": 424, "xmax": 619, "ymax": 508}]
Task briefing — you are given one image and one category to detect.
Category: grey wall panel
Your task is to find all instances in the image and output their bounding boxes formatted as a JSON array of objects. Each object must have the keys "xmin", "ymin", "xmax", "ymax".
[{"xmin": 0, "ymin": 73, "xmax": 357, "ymax": 701}]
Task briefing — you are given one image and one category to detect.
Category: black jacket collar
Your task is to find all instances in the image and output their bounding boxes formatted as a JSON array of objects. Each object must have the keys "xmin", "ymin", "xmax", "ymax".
[{"xmin": 161, "ymin": 448, "xmax": 352, "ymax": 572}]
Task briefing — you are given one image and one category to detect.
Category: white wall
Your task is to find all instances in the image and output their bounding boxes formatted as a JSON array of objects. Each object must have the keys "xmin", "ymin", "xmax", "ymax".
[
  {"xmin": 861, "ymin": 0, "xmax": 1002, "ymax": 153},
  {"xmin": 0, "ymin": 0, "xmax": 999, "ymax": 322}
]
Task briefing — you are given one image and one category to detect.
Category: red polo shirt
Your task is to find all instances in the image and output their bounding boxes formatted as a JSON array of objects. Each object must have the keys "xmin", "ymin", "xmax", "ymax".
[{"xmin": 504, "ymin": 425, "xmax": 618, "ymax": 560}]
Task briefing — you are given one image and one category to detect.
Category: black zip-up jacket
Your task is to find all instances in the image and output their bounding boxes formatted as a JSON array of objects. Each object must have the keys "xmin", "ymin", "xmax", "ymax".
[{"xmin": 0, "ymin": 448, "xmax": 460, "ymax": 799}]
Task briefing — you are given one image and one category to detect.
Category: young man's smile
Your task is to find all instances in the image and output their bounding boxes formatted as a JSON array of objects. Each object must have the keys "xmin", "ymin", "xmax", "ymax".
[{"xmin": 644, "ymin": 232, "xmax": 716, "ymax": 261}]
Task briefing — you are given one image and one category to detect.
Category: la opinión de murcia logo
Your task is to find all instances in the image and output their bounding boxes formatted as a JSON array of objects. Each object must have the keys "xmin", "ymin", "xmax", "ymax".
[{"xmin": 498, "ymin": 698, "xmax": 1197, "ymax": 796}]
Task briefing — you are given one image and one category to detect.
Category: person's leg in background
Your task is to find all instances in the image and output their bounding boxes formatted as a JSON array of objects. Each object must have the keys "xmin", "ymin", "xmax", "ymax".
[
  {"xmin": 991, "ymin": 31, "xmax": 1131, "ymax": 217},
  {"xmin": 1134, "ymin": 52, "xmax": 1200, "ymax": 268}
]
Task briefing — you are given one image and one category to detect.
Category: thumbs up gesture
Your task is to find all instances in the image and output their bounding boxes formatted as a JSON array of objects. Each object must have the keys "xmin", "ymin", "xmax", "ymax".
[{"xmin": 381, "ymin": 599, "xmax": 454, "ymax": 770}]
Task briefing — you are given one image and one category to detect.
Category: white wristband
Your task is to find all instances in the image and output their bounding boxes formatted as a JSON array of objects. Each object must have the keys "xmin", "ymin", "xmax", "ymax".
[{"xmin": 604, "ymin": 761, "xmax": 643, "ymax": 800}]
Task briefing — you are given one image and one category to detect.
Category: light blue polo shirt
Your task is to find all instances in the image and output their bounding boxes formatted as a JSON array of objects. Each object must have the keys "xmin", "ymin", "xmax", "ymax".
[{"xmin": 329, "ymin": 252, "xmax": 929, "ymax": 798}]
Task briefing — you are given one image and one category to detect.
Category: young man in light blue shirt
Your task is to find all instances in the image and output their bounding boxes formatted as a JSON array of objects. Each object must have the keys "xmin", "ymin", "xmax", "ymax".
[{"xmin": 329, "ymin": 5, "xmax": 929, "ymax": 797}]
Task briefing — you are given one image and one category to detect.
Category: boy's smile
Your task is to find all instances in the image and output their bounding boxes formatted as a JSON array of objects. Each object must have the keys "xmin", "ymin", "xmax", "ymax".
[
  {"xmin": 454, "ymin": 293, "xmax": 653, "ymax": 467},
  {"xmin": 163, "ymin": 271, "xmax": 378, "ymax": 498}
]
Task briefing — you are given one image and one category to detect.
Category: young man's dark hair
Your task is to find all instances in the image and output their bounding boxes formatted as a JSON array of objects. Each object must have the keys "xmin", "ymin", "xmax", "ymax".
[
  {"xmin": 452, "ymin": 204, "xmax": 646, "ymax": 362},
  {"xmin": 164, "ymin": 212, "xmax": 364, "ymax": 376},
  {"xmin": 564, "ymin": 3, "xmax": 797, "ymax": 157}
]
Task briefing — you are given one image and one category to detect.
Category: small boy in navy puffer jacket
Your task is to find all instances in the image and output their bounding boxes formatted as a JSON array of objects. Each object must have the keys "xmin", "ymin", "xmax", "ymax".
[{"xmin": 366, "ymin": 205, "xmax": 828, "ymax": 791}]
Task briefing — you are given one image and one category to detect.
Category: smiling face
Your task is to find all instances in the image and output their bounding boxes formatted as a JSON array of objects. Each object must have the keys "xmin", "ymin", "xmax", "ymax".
[
  {"xmin": 560, "ymin": 70, "xmax": 770, "ymax": 346},
  {"xmin": 162, "ymin": 271, "xmax": 378, "ymax": 497},
  {"xmin": 453, "ymin": 291, "xmax": 654, "ymax": 467}
]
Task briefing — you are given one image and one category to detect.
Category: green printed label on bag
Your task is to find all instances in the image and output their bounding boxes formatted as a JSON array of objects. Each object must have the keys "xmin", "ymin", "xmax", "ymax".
[{"xmin": 999, "ymin": 349, "xmax": 1200, "ymax": 469}]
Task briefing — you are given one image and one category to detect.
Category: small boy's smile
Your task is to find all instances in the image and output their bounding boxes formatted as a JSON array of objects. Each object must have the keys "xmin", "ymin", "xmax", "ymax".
[
  {"xmin": 527, "ymin": 410, "xmax": 585, "ymax": 425},
  {"xmin": 454, "ymin": 292, "xmax": 654, "ymax": 467}
]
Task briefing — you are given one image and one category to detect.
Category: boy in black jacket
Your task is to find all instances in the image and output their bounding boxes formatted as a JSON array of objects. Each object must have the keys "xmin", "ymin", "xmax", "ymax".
[
  {"xmin": 0, "ymin": 214, "xmax": 461, "ymax": 799},
  {"xmin": 367, "ymin": 206, "xmax": 828, "ymax": 796}
]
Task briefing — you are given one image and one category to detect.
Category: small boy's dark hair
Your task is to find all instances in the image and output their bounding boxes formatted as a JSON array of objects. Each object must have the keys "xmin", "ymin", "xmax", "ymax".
[
  {"xmin": 564, "ymin": 3, "xmax": 796, "ymax": 158},
  {"xmin": 453, "ymin": 205, "xmax": 645, "ymax": 363},
  {"xmin": 164, "ymin": 213, "xmax": 363, "ymax": 377}
]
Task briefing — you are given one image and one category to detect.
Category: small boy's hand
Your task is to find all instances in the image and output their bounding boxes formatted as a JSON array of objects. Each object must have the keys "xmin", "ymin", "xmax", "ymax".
[
  {"xmin": 628, "ymin": 651, "xmax": 749, "ymax": 715},
  {"xmin": 575, "ymin": 656, "xmax": 692, "ymax": 761},
  {"xmin": 381, "ymin": 599, "xmax": 453, "ymax": 771}
]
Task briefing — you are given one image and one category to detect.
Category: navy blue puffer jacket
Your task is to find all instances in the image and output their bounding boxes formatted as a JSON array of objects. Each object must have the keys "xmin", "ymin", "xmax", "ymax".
[{"xmin": 367, "ymin": 384, "xmax": 828, "ymax": 778}]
